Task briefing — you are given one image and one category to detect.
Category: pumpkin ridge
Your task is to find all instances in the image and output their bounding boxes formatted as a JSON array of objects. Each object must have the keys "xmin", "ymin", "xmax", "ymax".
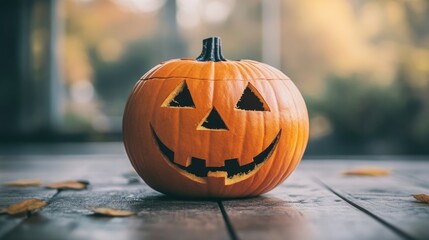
[
  {"xmin": 151, "ymin": 61, "xmax": 188, "ymax": 80},
  {"xmin": 245, "ymin": 100, "xmax": 265, "ymax": 195},
  {"xmin": 256, "ymin": 81, "xmax": 268, "ymax": 182},
  {"xmin": 253, "ymin": 144, "xmax": 282, "ymax": 195},
  {"xmin": 140, "ymin": 60, "xmax": 291, "ymax": 81},
  {"xmin": 227, "ymin": 61, "xmax": 244, "ymax": 82},
  {"xmin": 234, "ymin": 90, "xmax": 250, "ymax": 190},
  {"xmin": 277, "ymin": 80, "xmax": 307, "ymax": 187},
  {"xmin": 269, "ymin": 80, "xmax": 295, "ymax": 191},
  {"xmin": 272, "ymin": 80, "xmax": 300, "ymax": 190},
  {"xmin": 257, "ymin": 61, "xmax": 286, "ymax": 79},
  {"xmin": 244, "ymin": 60, "xmax": 285, "ymax": 80},
  {"xmin": 276, "ymin": 82, "xmax": 299, "ymax": 191},
  {"xmin": 256, "ymin": 80, "xmax": 296, "ymax": 195},
  {"xmin": 234, "ymin": 61, "xmax": 252, "ymax": 80},
  {"xmin": 142, "ymin": 77, "xmax": 291, "ymax": 82},
  {"xmin": 207, "ymin": 63, "xmax": 215, "ymax": 182},
  {"xmin": 243, "ymin": 60, "xmax": 266, "ymax": 79},
  {"xmin": 290, "ymin": 79, "xmax": 309, "ymax": 178},
  {"xmin": 254, "ymin": 80, "xmax": 282, "ymax": 195}
]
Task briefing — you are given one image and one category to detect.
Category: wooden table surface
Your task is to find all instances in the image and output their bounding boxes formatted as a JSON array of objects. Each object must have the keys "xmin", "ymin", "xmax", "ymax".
[{"xmin": 0, "ymin": 144, "xmax": 428, "ymax": 240}]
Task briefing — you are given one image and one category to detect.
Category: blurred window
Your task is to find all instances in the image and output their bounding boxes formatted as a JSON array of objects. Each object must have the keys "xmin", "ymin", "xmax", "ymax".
[{"xmin": 2, "ymin": 0, "xmax": 429, "ymax": 154}]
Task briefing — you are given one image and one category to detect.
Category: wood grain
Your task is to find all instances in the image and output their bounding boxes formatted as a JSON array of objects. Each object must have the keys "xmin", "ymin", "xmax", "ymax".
[
  {"xmin": 2, "ymin": 186, "xmax": 229, "ymax": 240},
  {"xmin": 0, "ymin": 155, "xmax": 229, "ymax": 240},
  {"xmin": 0, "ymin": 150, "xmax": 429, "ymax": 240},
  {"xmin": 0, "ymin": 187, "xmax": 56, "ymax": 238},
  {"xmin": 223, "ymin": 172, "xmax": 402, "ymax": 240},
  {"xmin": 305, "ymin": 160, "xmax": 429, "ymax": 240}
]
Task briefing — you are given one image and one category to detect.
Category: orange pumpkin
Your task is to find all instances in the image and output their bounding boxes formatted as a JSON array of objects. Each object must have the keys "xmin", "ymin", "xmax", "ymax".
[{"xmin": 123, "ymin": 37, "xmax": 309, "ymax": 198}]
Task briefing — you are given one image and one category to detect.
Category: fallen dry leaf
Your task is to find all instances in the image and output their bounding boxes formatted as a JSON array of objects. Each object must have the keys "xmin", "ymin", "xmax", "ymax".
[
  {"xmin": 2, "ymin": 198, "xmax": 46, "ymax": 215},
  {"xmin": 413, "ymin": 194, "xmax": 429, "ymax": 203},
  {"xmin": 88, "ymin": 207, "xmax": 134, "ymax": 217},
  {"xmin": 46, "ymin": 180, "xmax": 89, "ymax": 190},
  {"xmin": 4, "ymin": 179, "xmax": 42, "ymax": 187},
  {"xmin": 342, "ymin": 168, "xmax": 390, "ymax": 176}
]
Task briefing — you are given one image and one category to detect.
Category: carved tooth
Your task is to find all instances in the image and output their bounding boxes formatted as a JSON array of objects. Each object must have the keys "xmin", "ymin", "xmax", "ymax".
[
  {"xmin": 190, "ymin": 157, "xmax": 206, "ymax": 167},
  {"xmin": 224, "ymin": 159, "xmax": 240, "ymax": 174},
  {"xmin": 187, "ymin": 157, "xmax": 209, "ymax": 177},
  {"xmin": 224, "ymin": 158, "xmax": 240, "ymax": 168}
]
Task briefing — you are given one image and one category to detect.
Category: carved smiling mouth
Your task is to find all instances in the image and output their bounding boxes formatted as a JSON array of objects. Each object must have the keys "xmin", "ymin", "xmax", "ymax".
[{"xmin": 150, "ymin": 125, "xmax": 281, "ymax": 183}]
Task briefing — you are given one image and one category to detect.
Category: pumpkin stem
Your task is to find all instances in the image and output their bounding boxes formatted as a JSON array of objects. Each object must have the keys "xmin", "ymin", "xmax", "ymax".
[{"xmin": 196, "ymin": 37, "xmax": 226, "ymax": 62}]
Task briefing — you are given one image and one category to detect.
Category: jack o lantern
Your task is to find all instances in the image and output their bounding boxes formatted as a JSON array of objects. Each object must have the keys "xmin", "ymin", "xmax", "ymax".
[{"xmin": 123, "ymin": 37, "xmax": 309, "ymax": 198}]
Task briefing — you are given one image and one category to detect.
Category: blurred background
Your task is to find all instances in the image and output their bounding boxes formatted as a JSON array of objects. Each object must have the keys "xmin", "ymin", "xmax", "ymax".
[{"xmin": 0, "ymin": 0, "xmax": 428, "ymax": 155}]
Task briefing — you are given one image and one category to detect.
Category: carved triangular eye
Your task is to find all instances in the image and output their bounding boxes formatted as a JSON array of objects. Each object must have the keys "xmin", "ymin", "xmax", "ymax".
[
  {"xmin": 162, "ymin": 81, "xmax": 195, "ymax": 108},
  {"xmin": 235, "ymin": 83, "xmax": 270, "ymax": 111}
]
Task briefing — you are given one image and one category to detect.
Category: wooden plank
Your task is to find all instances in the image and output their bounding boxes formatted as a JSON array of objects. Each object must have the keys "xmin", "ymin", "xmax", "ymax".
[
  {"xmin": 306, "ymin": 160, "xmax": 429, "ymax": 240},
  {"xmin": 0, "ymin": 187, "xmax": 56, "ymax": 238},
  {"xmin": 0, "ymin": 155, "xmax": 229, "ymax": 240},
  {"xmin": 0, "ymin": 155, "xmax": 132, "ymax": 185},
  {"xmin": 2, "ymin": 185, "xmax": 229, "ymax": 240},
  {"xmin": 2, "ymin": 154, "xmax": 428, "ymax": 240},
  {"xmin": 222, "ymin": 168, "xmax": 402, "ymax": 240},
  {"xmin": 391, "ymin": 164, "xmax": 429, "ymax": 190},
  {"xmin": 0, "ymin": 155, "xmax": 130, "ymax": 239}
]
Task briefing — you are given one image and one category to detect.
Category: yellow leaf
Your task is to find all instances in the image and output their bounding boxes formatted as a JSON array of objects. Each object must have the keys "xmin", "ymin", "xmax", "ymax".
[
  {"xmin": 88, "ymin": 207, "xmax": 134, "ymax": 217},
  {"xmin": 413, "ymin": 194, "xmax": 429, "ymax": 203},
  {"xmin": 46, "ymin": 180, "xmax": 89, "ymax": 190},
  {"xmin": 3, "ymin": 198, "xmax": 46, "ymax": 215},
  {"xmin": 4, "ymin": 179, "xmax": 42, "ymax": 187},
  {"xmin": 342, "ymin": 168, "xmax": 390, "ymax": 176}
]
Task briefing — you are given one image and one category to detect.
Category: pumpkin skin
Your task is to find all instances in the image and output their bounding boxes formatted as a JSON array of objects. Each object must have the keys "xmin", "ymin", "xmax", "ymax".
[{"xmin": 123, "ymin": 37, "xmax": 309, "ymax": 198}]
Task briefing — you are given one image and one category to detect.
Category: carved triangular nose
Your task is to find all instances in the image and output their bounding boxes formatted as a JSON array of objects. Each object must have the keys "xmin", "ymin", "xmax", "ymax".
[{"xmin": 197, "ymin": 107, "xmax": 228, "ymax": 131}]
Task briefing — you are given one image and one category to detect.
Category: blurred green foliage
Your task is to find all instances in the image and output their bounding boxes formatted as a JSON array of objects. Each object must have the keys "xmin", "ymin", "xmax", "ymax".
[{"xmin": 310, "ymin": 69, "xmax": 428, "ymax": 154}]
